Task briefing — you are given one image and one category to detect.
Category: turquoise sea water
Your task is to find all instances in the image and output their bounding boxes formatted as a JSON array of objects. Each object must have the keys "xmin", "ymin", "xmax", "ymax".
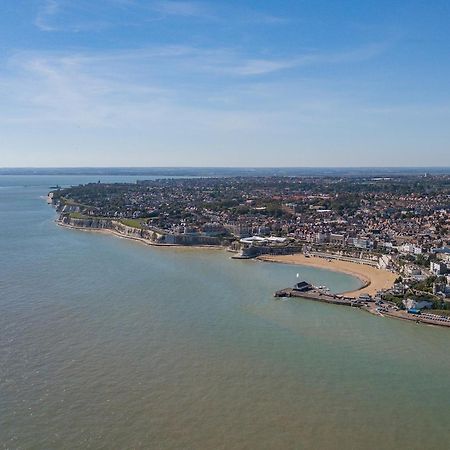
[{"xmin": 1, "ymin": 175, "xmax": 450, "ymax": 450}]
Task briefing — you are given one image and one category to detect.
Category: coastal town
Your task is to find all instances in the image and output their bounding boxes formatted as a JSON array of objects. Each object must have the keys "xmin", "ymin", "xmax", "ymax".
[{"xmin": 49, "ymin": 174, "xmax": 450, "ymax": 326}]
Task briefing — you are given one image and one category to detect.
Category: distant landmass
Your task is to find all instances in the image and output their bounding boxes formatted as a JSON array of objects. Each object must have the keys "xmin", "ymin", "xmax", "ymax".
[{"xmin": 2, "ymin": 166, "xmax": 450, "ymax": 176}]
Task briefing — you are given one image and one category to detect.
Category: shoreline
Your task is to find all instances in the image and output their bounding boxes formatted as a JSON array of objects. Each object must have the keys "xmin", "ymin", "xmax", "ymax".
[
  {"xmin": 56, "ymin": 221, "xmax": 226, "ymax": 251},
  {"xmin": 258, "ymin": 253, "xmax": 397, "ymax": 296},
  {"xmin": 57, "ymin": 220, "xmax": 450, "ymax": 329},
  {"xmin": 57, "ymin": 221, "xmax": 396, "ymax": 295},
  {"xmin": 57, "ymin": 221, "xmax": 395, "ymax": 295}
]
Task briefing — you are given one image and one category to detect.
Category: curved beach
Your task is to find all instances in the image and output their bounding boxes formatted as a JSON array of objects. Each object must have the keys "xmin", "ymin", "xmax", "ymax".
[{"xmin": 258, "ymin": 253, "xmax": 397, "ymax": 296}]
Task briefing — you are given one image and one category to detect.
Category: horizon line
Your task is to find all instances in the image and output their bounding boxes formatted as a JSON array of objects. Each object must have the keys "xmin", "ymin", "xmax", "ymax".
[{"xmin": 2, "ymin": 165, "xmax": 450, "ymax": 170}]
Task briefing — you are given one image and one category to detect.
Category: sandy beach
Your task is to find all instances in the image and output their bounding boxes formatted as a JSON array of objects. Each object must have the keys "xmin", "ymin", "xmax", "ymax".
[{"xmin": 258, "ymin": 253, "xmax": 397, "ymax": 296}]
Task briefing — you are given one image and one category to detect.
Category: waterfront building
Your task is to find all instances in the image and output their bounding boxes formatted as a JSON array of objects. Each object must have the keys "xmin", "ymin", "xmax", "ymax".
[{"xmin": 293, "ymin": 281, "xmax": 313, "ymax": 292}]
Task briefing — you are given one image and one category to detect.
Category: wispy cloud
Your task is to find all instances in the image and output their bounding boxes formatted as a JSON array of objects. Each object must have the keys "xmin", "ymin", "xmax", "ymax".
[
  {"xmin": 2, "ymin": 45, "xmax": 449, "ymax": 166},
  {"xmin": 33, "ymin": 0, "xmax": 288, "ymax": 32},
  {"xmin": 150, "ymin": 1, "xmax": 287, "ymax": 23},
  {"xmin": 196, "ymin": 42, "xmax": 387, "ymax": 77},
  {"xmin": 14, "ymin": 41, "xmax": 386, "ymax": 84},
  {"xmin": 34, "ymin": 0, "xmax": 119, "ymax": 32},
  {"xmin": 35, "ymin": 0, "xmax": 60, "ymax": 31},
  {"xmin": 34, "ymin": 0, "xmax": 204, "ymax": 32},
  {"xmin": 151, "ymin": 1, "xmax": 213, "ymax": 18},
  {"xmin": 205, "ymin": 58, "xmax": 298, "ymax": 76},
  {"xmin": 3, "ymin": 0, "xmax": 449, "ymax": 166},
  {"xmin": 0, "ymin": 39, "xmax": 393, "ymax": 135}
]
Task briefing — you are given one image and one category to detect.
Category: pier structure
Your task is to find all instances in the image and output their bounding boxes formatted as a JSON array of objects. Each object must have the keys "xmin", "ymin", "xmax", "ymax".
[
  {"xmin": 275, "ymin": 281, "xmax": 450, "ymax": 328},
  {"xmin": 274, "ymin": 281, "xmax": 362, "ymax": 307}
]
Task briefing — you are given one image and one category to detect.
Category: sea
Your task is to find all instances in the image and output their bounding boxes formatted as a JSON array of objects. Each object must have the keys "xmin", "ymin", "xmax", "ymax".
[{"xmin": 1, "ymin": 175, "xmax": 449, "ymax": 450}]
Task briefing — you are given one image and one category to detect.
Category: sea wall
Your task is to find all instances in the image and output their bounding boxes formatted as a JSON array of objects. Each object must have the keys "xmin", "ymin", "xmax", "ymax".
[
  {"xmin": 57, "ymin": 214, "xmax": 221, "ymax": 246},
  {"xmin": 58, "ymin": 215, "xmax": 164, "ymax": 242},
  {"xmin": 59, "ymin": 215, "xmax": 112, "ymax": 229}
]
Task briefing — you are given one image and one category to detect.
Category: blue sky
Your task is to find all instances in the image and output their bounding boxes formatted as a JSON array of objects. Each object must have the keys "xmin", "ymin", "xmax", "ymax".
[{"xmin": 1, "ymin": 0, "xmax": 450, "ymax": 167}]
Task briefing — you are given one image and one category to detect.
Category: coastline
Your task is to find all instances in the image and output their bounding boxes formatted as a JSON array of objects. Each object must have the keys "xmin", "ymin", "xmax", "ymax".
[
  {"xmin": 258, "ymin": 253, "xmax": 397, "ymax": 296},
  {"xmin": 57, "ymin": 221, "xmax": 396, "ymax": 295},
  {"xmin": 56, "ymin": 221, "xmax": 225, "ymax": 251},
  {"xmin": 57, "ymin": 221, "xmax": 450, "ymax": 328},
  {"xmin": 57, "ymin": 220, "xmax": 397, "ymax": 296}
]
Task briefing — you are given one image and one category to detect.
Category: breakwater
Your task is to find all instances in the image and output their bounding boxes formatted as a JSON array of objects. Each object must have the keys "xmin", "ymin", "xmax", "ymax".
[
  {"xmin": 274, "ymin": 287, "xmax": 361, "ymax": 307},
  {"xmin": 275, "ymin": 284, "xmax": 450, "ymax": 328}
]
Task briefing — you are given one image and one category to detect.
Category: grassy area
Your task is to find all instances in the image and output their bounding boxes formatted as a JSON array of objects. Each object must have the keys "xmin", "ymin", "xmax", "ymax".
[
  {"xmin": 383, "ymin": 293, "xmax": 404, "ymax": 308},
  {"xmin": 68, "ymin": 212, "xmax": 106, "ymax": 220},
  {"xmin": 67, "ymin": 213, "xmax": 146, "ymax": 229},
  {"xmin": 68, "ymin": 212, "xmax": 89, "ymax": 219},
  {"xmin": 62, "ymin": 197, "xmax": 92, "ymax": 208},
  {"xmin": 119, "ymin": 218, "xmax": 147, "ymax": 229}
]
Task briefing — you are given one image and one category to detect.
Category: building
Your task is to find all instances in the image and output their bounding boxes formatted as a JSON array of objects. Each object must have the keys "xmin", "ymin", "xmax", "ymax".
[
  {"xmin": 399, "ymin": 243, "xmax": 422, "ymax": 255},
  {"xmin": 403, "ymin": 298, "xmax": 433, "ymax": 311},
  {"xmin": 378, "ymin": 254, "xmax": 393, "ymax": 270},
  {"xmin": 314, "ymin": 232, "xmax": 329, "ymax": 244},
  {"xmin": 430, "ymin": 261, "xmax": 447, "ymax": 276},
  {"xmin": 403, "ymin": 265, "xmax": 422, "ymax": 276},
  {"xmin": 293, "ymin": 281, "xmax": 313, "ymax": 292},
  {"xmin": 350, "ymin": 237, "xmax": 373, "ymax": 249},
  {"xmin": 330, "ymin": 233, "xmax": 346, "ymax": 246}
]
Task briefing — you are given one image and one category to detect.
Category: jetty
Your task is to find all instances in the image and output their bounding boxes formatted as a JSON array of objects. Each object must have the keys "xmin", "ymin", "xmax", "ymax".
[
  {"xmin": 275, "ymin": 281, "xmax": 450, "ymax": 328},
  {"xmin": 274, "ymin": 281, "xmax": 362, "ymax": 307}
]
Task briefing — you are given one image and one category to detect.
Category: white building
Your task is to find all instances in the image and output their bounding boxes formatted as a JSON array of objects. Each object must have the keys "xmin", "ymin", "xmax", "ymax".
[
  {"xmin": 403, "ymin": 298, "xmax": 433, "ymax": 310},
  {"xmin": 399, "ymin": 243, "xmax": 422, "ymax": 255},
  {"xmin": 430, "ymin": 261, "xmax": 447, "ymax": 276},
  {"xmin": 378, "ymin": 254, "xmax": 393, "ymax": 270},
  {"xmin": 403, "ymin": 265, "xmax": 422, "ymax": 276}
]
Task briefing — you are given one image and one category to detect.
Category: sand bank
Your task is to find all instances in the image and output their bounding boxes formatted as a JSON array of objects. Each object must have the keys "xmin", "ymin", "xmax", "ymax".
[{"xmin": 258, "ymin": 253, "xmax": 397, "ymax": 296}]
